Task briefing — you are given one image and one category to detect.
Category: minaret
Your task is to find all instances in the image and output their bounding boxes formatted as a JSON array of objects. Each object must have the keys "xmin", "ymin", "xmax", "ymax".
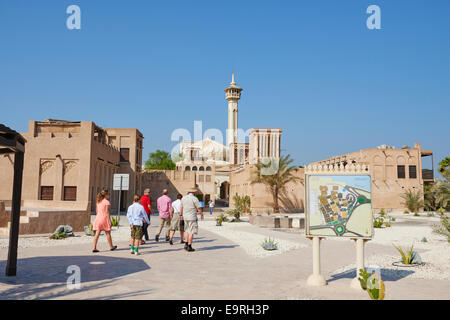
[{"xmin": 225, "ymin": 72, "xmax": 243, "ymax": 147}]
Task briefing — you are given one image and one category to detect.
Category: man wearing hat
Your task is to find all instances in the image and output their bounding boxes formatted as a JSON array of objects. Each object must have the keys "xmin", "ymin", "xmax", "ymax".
[{"xmin": 180, "ymin": 186, "xmax": 204, "ymax": 252}]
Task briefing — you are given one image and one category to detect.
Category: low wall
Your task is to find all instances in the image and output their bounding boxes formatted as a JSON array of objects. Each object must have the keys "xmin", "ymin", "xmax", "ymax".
[
  {"xmin": 17, "ymin": 210, "xmax": 90, "ymax": 235},
  {"xmin": 249, "ymin": 214, "xmax": 305, "ymax": 229}
]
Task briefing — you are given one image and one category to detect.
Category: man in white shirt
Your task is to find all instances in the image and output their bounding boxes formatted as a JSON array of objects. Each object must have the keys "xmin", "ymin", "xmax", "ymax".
[
  {"xmin": 180, "ymin": 187, "xmax": 204, "ymax": 252},
  {"xmin": 168, "ymin": 194, "xmax": 184, "ymax": 245}
]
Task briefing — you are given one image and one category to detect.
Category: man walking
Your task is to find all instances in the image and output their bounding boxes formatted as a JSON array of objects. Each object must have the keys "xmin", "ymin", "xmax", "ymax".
[
  {"xmin": 155, "ymin": 189, "xmax": 172, "ymax": 242},
  {"xmin": 180, "ymin": 187, "xmax": 204, "ymax": 252},
  {"xmin": 127, "ymin": 195, "xmax": 150, "ymax": 256},
  {"xmin": 140, "ymin": 188, "xmax": 154, "ymax": 244},
  {"xmin": 168, "ymin": 194, "xmax": 185, "ymax": 245}
]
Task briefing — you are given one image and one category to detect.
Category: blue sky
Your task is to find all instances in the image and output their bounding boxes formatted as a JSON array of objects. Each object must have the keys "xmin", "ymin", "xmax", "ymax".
[{"xmin": 1, "ymin": 0, "xmax": 449, "ymax": 171}]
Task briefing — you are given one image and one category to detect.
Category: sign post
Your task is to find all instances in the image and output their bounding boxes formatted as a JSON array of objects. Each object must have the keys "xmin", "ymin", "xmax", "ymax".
[
  {"xmin": 113, "ymin": 174, "xmax": 129, "ymax": 230},
  {"xmin": 305, "ymin": 164, "xmax": 373, "ymax": 288}
]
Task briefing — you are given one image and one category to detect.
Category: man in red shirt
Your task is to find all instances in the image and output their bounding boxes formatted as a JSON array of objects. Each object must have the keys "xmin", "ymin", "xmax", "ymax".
[{"xmin": 140, "ymin": 188, "xmax": 154, "ymax": 243}]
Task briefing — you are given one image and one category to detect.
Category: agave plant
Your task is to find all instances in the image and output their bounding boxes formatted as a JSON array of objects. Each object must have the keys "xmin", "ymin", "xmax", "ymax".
[
  {"xmin": 393, "ymin": 244, "xmax": 417, "ymax": 265},
  {"xmin": 261, "ymin": 237, "xmax": 278, "ymax": 251}
]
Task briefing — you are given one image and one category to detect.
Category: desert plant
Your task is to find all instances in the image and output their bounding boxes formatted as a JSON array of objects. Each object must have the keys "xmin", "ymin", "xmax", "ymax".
[
  {"xmin": 432, "ymin": 215, "xmax": 450, "ymax": 242},
  {"xmin": 437, "ymin": 207, "xmax": 446, "ymax": 215},
  {"xmin": 261, "ymin": 238, "xmax": 278, "ymax": 251},
  {"xmin": 111, "ymin": 216, "xmax": 119, "ymax": 227},
  {"xmin": 50, "ymin": 231, "xmax": 68, "ymax": 240},
  {"xmin": 413, "ymin": 212, "xmax": 420, "ymax": 217},
  {"xmin": 393, "ymin": 244, "xmax": 417, "ymax": 265},
  {"xmin": 232, "ymin": 195, "xmax": 251, "ymax": 213},
  {"xmin": 403, "ymin": 210, "xmax": 409, "ymax": 214},
  {"xmin": 358, "ymin": 269, "xmax": 385, "ymax": 300},
  {"xmin": 227, "ymin": 208, "xmax": 242, "ymax": 222},
  {"xmin": 384, "ymin": 221, "xmax": 391, "ymax": 228},
  {"xmin": 373, "ymin": 217, "xmax": 384, "ymax": 228},
  {"xmin": 251, "ymin": 154, "xmax": 302, "ymax": 213},
  {"xmin": 378, "ymin": 209, "xmax": 386, "ymax": 217},
  {"xmin": 401, "ymin": 189, "xmax": 424, "ymax": 213}
]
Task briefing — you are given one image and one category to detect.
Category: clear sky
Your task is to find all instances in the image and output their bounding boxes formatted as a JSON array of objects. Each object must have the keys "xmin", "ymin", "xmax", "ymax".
[{"xmin": 1, "ymin": 0, "xmax": 449, "ymax": 172}]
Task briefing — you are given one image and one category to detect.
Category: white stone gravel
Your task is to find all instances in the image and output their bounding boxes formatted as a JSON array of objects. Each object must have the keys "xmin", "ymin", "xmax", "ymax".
[
  {"xmin": 328, "ymin": 223, "xmax": 450, "ymax": 281},
  {"xmin": 198, "ymin": 220, "xmax": 307, "ymax": 258}
]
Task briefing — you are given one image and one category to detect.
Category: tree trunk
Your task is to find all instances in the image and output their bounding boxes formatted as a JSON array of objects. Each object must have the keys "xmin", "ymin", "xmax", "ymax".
[{"xmin": 273, "ymin": 186, "xmax": 280, "ymax": 213}]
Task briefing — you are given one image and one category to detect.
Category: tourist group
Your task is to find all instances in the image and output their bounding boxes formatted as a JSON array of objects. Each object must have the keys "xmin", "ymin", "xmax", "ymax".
[{"xmin": 91, "ymin": 187, "xmax": 215, "ymax": 255}]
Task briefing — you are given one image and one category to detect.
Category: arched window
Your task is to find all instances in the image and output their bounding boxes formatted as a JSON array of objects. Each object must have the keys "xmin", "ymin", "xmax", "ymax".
[
  {"xmin": 199, "ymin": 166, "xmax": 205, "ymax": 171},
  {"xmin": 206, "ymin": 166, "xmax": 212, "ymax": 171},
  {"xmin": 185, "ymin": 166, "xmax": 191, "ymax": 171},
  {"xmin": 192, "ymin": 166, "xmax": 198, "ymax": 171}
]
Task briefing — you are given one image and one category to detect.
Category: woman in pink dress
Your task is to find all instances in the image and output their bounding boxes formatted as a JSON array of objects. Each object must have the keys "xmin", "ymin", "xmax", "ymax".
[{"xmin": 92, "ymin": 189, "xmax": 117, "ymax": 253}]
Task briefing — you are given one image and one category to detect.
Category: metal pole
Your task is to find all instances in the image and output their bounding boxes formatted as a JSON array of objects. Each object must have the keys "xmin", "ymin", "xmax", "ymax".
[
  {"xmin": 117, "ymin": 176, "xmax": 122, "ymax": 230},
  {"xmin": 6, "ymin": 151, "xmax": 24, "ymax": 276}
]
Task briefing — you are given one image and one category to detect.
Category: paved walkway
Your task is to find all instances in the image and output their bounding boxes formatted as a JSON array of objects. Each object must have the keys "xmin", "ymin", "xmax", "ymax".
[{"xmin": 0, "ymin": 217, "xmax": 449, "ymax": 300}]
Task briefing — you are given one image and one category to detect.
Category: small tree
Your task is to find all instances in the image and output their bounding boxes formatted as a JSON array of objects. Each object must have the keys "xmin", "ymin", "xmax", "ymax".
[
  {"xmin": 400, "ymin": 189, "xmax": 424, "ymax": 213},
  {"xmin": 144, "ymin": 150, "xmax": 176, "ymax": 170},
  {"xmin": 251, "ymin": 154, "xmax": 301, "ymax": 214}
]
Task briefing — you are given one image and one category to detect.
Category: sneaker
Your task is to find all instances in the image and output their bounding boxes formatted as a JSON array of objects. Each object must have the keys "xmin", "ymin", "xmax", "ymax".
[
  {"xmin": 180, "ymin": 240, "xmax": 185, "ymax": 244},
  {"xmin": 169, "ymin": 239, "xmax": 173, "ymax": 245},
  {"xmin": 134, "ymin": 251, "xmax": 140, "ymax": 256},
  {"xmin": 187, "ymin": 245, "xmax": 195, "ymax": 252},
  {"xmin": 155, "ymin": 235, "xmax": 159, "ymax": 242},
  {"xmin": 92, "ymin": 249, "xmax": 99, "ymax": 253},
  {"xmin": 165, "ymin": 236, "xmax": 170, "ymax": 242},
  {"xmin": 184, "ymin": 243, "xmax": 189, "ymax": 251},
  {"xmin": 130, "ymin": 249, "xmax": 134, "ymax": 254}
]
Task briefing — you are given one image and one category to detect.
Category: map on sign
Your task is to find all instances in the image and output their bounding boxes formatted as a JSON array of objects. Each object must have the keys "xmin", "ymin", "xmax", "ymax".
[{"xmin": 306, "ymin": 175, "xmax": 373, "ymax": 238}]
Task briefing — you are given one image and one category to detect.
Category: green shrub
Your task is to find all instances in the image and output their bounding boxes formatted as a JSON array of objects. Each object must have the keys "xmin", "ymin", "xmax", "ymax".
[
  {"xmin": 50, "ymin": 231, "xmax": 67, "ymax": 240},
  {"xmin": 403, "ymin": 210, "xmax": 409, "ymax": 214},
  {"xmin": 111, "ymin": 216, "xmax": 119, "ymax": 226},
  {"xmin": 413, "ymin": 212, "xmax": 420, "ymax": 217},
  {"xmin": 378, "ymin": 209, "xmax": 386, "ymax": 217},
  {"xmin": 373, "ymin": 217, "xmax": 384, "ymax": 228},
  {"xmin": 437, "ymin": 207, "xmax": 446, "ymax": 215}
]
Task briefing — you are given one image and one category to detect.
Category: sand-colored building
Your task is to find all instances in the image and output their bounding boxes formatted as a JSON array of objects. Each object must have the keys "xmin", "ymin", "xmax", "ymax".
[
  {"xmin": 0, "ymin": 119, "xmax": 142, "ymax": 234},
  {"xmin": 309, "ymin": 143, "xmax": 434, "ymax": 210}
]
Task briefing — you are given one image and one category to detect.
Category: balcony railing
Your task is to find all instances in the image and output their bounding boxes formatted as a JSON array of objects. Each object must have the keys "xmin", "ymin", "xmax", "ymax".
[{"xmin": 422, "ymin": 169, "xmax": 434, "ymax": 180}]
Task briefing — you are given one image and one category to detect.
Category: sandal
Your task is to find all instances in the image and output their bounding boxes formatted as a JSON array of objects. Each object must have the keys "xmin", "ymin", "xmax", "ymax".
[{"xmin": 110, "ymin": 246, "xmax": 117, "ymax": 251}]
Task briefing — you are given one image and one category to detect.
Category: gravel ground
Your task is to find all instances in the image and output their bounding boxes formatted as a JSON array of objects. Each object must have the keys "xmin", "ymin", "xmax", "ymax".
[
  {"xmin": 328, "ymin": 222, "xmax": 450, "ymax": 281},
  {"xmin": 198, "ymin": 220, "xmax": 307, "ymax": 258}
]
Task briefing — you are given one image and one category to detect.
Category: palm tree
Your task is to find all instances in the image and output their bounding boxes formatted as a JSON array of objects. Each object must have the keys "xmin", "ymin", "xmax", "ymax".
[
  {"xmin": 433, "ymin": 168, "xmax": 450, "ymax": 210},
  {"xmin": 251, "ymin": 154, "xmax": 301, "ymax": 213},
  {"xmin": 400, "ymin": 189, "xmax": 424, "ymax": 213}
]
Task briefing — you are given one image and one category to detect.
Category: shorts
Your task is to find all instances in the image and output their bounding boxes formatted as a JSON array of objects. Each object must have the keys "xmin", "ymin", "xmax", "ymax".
[
  {"xmin": 169, "ymin": 214, "xmax": 185, "ymax": 231},
  {"xmin": 130, "ymin": 225, "xmax": 143, "ymax": 240},
  {"xmin": 184, "ymin": 220, "xmax": 198, "ymax": 235}
]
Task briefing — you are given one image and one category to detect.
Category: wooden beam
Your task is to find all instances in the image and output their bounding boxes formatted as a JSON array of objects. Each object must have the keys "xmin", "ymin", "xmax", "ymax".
[{"xmin": 5, "ymin": 151, "xmax": 24, "ymax": 277}]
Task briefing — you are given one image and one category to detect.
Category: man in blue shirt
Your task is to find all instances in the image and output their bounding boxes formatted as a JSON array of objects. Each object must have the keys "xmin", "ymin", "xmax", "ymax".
[{"xmin": 127, "ymin": 195, "xmax": 150, "ymax": 255}]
